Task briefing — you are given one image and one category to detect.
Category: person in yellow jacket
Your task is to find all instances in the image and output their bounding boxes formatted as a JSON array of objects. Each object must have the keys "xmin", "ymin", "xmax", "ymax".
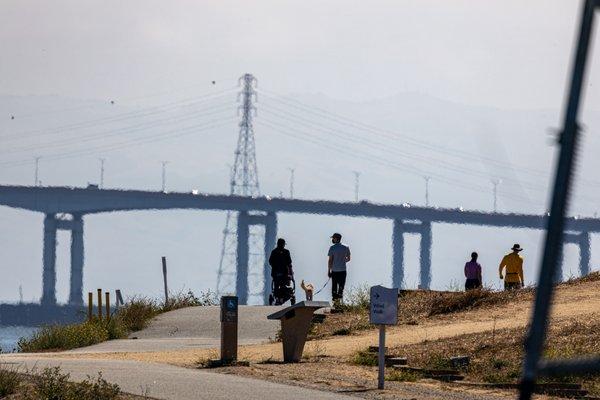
[{"xmin": 499, "ymin": 244, "xmax": 524, "ymax": 290}]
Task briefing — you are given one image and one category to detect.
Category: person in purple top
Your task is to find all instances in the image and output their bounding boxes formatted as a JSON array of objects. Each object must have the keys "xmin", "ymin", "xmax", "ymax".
[{"xmin": 464, "ymin": 252, "xmax": 483, "ymax": 290}]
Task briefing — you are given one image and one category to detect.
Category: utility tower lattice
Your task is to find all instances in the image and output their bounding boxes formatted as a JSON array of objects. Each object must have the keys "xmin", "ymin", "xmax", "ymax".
[{"xmin": 216, "ymin": 74, "xmax": 266, "ymax": 303}]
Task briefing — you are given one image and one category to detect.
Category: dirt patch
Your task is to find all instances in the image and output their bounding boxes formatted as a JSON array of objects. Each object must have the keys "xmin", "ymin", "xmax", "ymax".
[{"xmin": 55, "ymin": 276, "xmax": 600, "ymax": 399}]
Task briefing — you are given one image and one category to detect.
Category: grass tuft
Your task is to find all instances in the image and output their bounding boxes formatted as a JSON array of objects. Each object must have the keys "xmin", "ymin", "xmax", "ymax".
[
  {"xmin": 339, "ymin": 285, "xmax": 371, "ymax": 312},
  {"xmin": 32, "ymin": 367, "xmax": 121, "ymax": 400},
  {"xmin": 0, "ymin": 365, "xmax": 22, "ymax": 397},
  {"xmin": 386, "ymin": 369, "xmax": 420, "ymax": 382},
  {"xmin": 351, "ymin": 349, "xmax": 378, "ymax": 366}
]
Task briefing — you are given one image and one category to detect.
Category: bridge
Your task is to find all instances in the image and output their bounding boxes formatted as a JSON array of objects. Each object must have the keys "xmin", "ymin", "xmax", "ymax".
[{"xmin": 1, "ymin": 184, "xmax": 598, "ymax": 305}]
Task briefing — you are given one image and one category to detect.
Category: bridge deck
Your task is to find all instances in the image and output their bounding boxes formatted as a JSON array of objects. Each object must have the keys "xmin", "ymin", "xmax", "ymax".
[{"xmin": 1, "ymin": 185, "xmax": 599, "ymax": 231}]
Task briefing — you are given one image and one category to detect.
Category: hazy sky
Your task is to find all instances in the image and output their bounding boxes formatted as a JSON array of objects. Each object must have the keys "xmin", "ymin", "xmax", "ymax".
[
  {"xmin": 1, "ymin": 0, "xmax": 599, "ymax": 109},
  {"xmin": 1, "ymin": 0, "xmax": 600, "ymax": 305}
]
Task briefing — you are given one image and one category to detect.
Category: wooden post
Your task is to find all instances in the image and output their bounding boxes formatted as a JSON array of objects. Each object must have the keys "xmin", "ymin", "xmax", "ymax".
[
  {"xmin": 105, "ymin": 292, "xmax": 110, "ymax": 320},
  {"xmin": 87, "ymin": 292, "xmax": 93, "ymax": 321},
  {"xmin": 97, "ymin": 288, "xmax": 103, "ymax": 319},
  {"xmin": 161, "ymin": 256, "xmax": 169, "ymax": 306}
]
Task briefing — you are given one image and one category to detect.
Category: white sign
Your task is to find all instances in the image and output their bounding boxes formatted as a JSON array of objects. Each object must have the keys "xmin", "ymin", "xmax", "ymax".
[{"xmin": 369, "ymin": 285, "xmax": 398, "ymax": 325}]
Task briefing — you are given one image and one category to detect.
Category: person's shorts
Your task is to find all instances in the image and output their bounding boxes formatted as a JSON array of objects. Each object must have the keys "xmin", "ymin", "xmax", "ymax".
[
  {"xmin": 504, "ymin": 281, "xmax": 522, "ymax": 290},
  {"xmin": 465, "ymin": 278, "xmax": 481, "ymax": 290}
]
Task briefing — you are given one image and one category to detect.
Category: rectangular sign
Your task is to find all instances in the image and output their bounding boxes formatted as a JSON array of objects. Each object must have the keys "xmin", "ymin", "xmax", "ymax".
[
  {"xmin": 369, "ymin": 285, "xmax": 398, "ymax": 325},
  {"xmin": 220, "ymin": 296, "xmax": 238, "ymax": 323}
]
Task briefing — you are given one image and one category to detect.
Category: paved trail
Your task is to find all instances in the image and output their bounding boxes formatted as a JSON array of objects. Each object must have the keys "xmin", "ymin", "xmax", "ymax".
[
  {"xmin": 3, "ymin": 305, "xmax": 349, "ymax": 400},
  {"xmin": 70, "ymin": 305, "xmax": 282, "ymax": 354},
  {"xmin": 1, "ymin": 356, "xmax": 353, "ymax": 400}
]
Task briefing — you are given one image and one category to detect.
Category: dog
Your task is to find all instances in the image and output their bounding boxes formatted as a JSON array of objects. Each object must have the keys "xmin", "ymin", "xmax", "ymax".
[{"xmin": 300, "ymin": 280, "xmax": 314, "ymax": 301}]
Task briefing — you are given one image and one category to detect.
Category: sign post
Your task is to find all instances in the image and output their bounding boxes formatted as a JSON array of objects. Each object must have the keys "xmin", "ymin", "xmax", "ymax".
[
  {"xmin": 370, "ymin": 285, "xmax": 398, "ymax": 390},
  {"xmin": 220, "ymin": 295, "xmax": 238, "ymax": 364}
]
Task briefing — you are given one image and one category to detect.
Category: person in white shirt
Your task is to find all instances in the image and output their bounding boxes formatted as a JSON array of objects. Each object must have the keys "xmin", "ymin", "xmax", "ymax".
[{"xmin": 327, "ymin": 232, "xmax": 351, "ymax": 304}]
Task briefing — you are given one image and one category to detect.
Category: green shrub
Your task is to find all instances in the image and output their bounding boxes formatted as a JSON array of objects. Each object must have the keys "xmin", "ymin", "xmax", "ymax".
[
  {"xmin": 32, "ymin": 367, "xmax": 121, "ymax": 400},
  {"xmin": 425, "ymin": 354, "xmax": 453, "ymax": 370},
  {"xmin": 0, "ymin": 365, "xmax": 21, "ymax": 397},
  {"xmin": 71, "ymin": 373, "xmax": 120, "ymax": 400},
  {"xmin": 386, "ymin": 369, "xmax": 420, "ymax": 382},
  {"xmin": 341, "ymin": 284, "xmax": 371, "ymax": 312},
  {"xmin": 115, "ymin": 297, "xmax": 160, "ymax": 332},
  {"xmin": 18, "ymin": 320, "xmax": 112, "ymax": 352},
  {"xmin": 33, "ymin": 366, "xmax": 72, "ymax": 400},
  {"xmin": 162, "ymin": 289, "xmax": 218, "ymax": 312},
  {"xmin": 351, "ymin": 349, "xmax": 378, "ymax": 366}
]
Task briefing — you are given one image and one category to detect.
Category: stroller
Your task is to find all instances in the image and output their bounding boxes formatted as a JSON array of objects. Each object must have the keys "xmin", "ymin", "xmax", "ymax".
[{"xmin": 268, "ymin": 265, "xmax": 296, "ymax": 306}]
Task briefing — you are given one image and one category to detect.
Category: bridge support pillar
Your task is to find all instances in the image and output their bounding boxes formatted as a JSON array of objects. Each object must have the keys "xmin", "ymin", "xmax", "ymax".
[
  {"xmin": 236, "ymin": 211, "xmax": 250, "ymax": 305},
  {"xmin": 69, "ymin": 214, "xmax": 84, "ymax": 306},
  {"xmin": 563, "ymin": 231, "xmax": 592, "ymax": 280},
  {"xmin": 42, "ymin": 213, "xmax": 58, "ymax": 306},
  {"xmin": 392, "ymin": 219, "xmax": 405, "ymax": 289},
  {"xmin": 419, "ymin": 221, "xmax": 432, "ymax": 290},
  {"xmin": 263, "ymin": 212, "xmax": 278, "ymax": 305},
  {"xmin": 579, "ymin": 231, "xmax": 591, "ymax": 276}
]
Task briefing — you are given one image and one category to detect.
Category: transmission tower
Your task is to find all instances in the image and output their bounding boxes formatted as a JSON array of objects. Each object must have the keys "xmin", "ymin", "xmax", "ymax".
[{"xmin": 216, "ymin": 73, "xmax": 265, "ymax": 303}]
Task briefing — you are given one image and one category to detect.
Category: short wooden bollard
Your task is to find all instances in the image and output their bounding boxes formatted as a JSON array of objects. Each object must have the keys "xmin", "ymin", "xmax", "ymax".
[
  {"xmin": 105, "ymin": 292, "xmax": 110, "ymax": 320},
  {"xmin": 97, "ymin": 289, "xmax": 103, "ymax": 319},
  {"xmin": 87, "ymin": 292, "xmax": 93, "ymax": 321}
]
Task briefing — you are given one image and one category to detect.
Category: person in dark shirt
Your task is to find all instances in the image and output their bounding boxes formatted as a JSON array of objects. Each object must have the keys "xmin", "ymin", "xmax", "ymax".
[
  {"xmin": 269, "ymin": 238, "xmax": 292, "ymax": 280},
  {"xmin": 464, "ymin": 251, "xmax": 483, "ymax": 290}
]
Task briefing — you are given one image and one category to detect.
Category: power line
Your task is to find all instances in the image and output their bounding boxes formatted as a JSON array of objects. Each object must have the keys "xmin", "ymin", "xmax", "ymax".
[
  {"xmin": 256, "ymin": 101, "xmax": 600, "ymax": 206},
  {"xmin": 258, "ymin": 89, "xmax": 600, "ymax": 190},
  {"xmin": 0, "ymin": 117, "xmax": 236, "ymax": 168},
  {"xmin": 254, "ymin": 117, "xmax": 541, "ymax": 207},
  {"xmin": 0, "ymin": 102, "xmax": 233, "ymax": 155},
  {"xmin": 258, "ymin": 100, "xmax": 548, "ymax": 192},
  {"xmin": 1, "ymin": 87, "xmax": 237, "ymax": 144},
  {"xmin": 10, "ymin": 84, "xmax": 238, "ymax": 121}
]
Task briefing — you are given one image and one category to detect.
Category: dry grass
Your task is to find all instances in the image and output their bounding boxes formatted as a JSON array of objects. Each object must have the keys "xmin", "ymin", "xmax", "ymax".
[
  {"xmin": 564, "ymin": 271, "xmax": 600, "ymax": 285},
  {"xmin": 387, "ymin": 317, "xmax": 600, "ymax": 394},
  {"xmin": 0, "ymin": 365, "xmax": 21, "ymax": 397},
  {"xmin": 0, "ymin": 365, "xmax": 147, "ymax": 400},
  {"xmin": 312, "ymin": 274, "xmax": 600, "ymax": 340},
  {"xmin": 310, "ymin": 287, "xmax": 533, "ymax": 340}
]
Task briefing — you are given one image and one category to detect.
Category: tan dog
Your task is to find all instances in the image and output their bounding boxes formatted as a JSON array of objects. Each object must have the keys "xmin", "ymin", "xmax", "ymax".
[{"xmin": 300, "ymin": 280, "xmax": 314, "ymax": 301}]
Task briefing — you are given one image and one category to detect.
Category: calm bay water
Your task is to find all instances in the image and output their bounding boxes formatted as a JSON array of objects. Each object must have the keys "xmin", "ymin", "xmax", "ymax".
[{"xmin": 0, "ymin": 326, "xmax": 38, "ymax": 353}]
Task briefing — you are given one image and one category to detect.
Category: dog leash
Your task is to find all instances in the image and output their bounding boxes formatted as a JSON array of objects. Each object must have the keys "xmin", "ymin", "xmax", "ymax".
[{"xmin": 313, "ymin": 277, "xmax": 331, "ymax": 296}]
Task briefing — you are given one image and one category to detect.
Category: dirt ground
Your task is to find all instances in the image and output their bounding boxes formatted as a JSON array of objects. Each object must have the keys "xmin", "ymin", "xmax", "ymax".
[{"xmin": 53, "ymin": 277, "xmax": 600, "ymax": 399}]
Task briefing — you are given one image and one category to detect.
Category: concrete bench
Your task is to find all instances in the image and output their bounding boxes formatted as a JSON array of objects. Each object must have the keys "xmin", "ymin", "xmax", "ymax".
[{"xmin": 267, "ymin": 301, "xmax": 330, "ymax": 362}]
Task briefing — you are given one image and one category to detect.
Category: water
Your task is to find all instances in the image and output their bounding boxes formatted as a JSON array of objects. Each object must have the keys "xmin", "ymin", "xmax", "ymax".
[{"xmin": 0, "ymin": 326, "xmax": 38, "ymax": 353}]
